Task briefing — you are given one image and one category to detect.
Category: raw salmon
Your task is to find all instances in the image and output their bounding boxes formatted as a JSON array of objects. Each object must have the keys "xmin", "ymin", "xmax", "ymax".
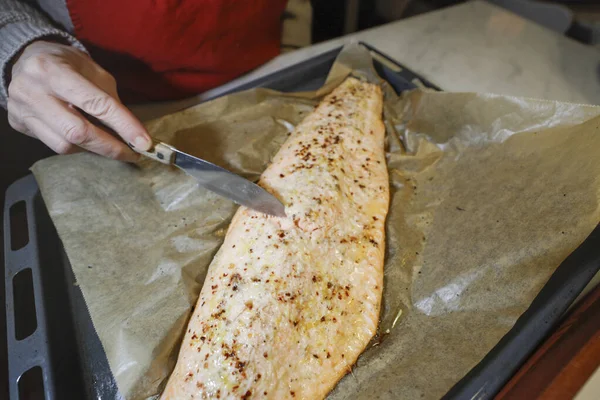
[{"xmin": 162, "ymin": 77, "xmax": 388, "ymax": 399}]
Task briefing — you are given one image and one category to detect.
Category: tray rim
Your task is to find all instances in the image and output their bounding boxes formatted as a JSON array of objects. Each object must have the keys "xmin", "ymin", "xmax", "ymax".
[{"xmin": 4, "ymin": 42, "xmax": 599, "ymax": 400}]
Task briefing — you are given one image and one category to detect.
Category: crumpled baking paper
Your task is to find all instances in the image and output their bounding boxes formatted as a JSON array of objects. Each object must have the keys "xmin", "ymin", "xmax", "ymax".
[{"xmin": 31, "ymin": 44, "xmax": 600, "ymax": 399}]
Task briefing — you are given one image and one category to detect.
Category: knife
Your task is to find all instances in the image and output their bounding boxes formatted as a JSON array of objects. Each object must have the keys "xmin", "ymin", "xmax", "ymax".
[{"xmin": 134, "ymin": 142, "xmax": 286, "ymax": 217}]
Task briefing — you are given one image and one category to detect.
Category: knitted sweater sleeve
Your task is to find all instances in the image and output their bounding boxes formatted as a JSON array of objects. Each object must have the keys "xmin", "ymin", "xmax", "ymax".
[{"xmin": 0, "ymin": 0, "xmax": 85, "ymax": 108}]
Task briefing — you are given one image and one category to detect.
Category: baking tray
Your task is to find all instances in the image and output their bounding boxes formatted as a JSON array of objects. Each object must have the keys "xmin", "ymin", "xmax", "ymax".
[{"xmin": 4, "ymin": 43, "xmax": 600, "ymax": 400}]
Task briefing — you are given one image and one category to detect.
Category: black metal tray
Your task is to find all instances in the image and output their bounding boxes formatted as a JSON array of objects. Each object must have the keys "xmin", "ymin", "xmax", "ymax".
[{"xmin": 4, "ymin": 43, "xmax": 600, "ymax": 400}]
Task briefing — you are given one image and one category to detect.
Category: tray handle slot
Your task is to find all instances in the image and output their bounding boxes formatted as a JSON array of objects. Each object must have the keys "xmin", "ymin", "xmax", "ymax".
[
  {"xmin": 18, "ymin": 366, "xmax": 45, "ymax": 400},
  {"xmin": 9, "ymin": 201, "xmax": 29, "ymax": 251},
  {"xmin": 12, "ymin": 268, "xmax": 37, "ymax": 341}
]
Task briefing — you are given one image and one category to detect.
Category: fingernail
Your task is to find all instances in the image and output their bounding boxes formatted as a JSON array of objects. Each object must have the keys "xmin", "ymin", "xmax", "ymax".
[{"xmin": 133, "ymin": 136, "xmax": 151, "ymax": 151}]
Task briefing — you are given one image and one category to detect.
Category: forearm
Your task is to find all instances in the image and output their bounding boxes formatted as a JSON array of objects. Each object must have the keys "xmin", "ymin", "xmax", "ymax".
[{"xmin": 0, "ymin": 0, "xmax": 84, "ymax": 108}]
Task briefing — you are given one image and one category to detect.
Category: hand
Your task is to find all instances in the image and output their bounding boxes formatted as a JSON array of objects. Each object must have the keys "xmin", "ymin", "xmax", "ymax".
[{"xmin": 7, "ymin": 40, "xmax": 151, "ymax": 161}]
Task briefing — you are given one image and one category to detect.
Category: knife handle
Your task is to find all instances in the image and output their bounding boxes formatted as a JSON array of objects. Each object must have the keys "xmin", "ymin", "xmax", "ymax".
[{"xmin": 133, "ymin": 142, "xmax": 176, "ymax": 165}]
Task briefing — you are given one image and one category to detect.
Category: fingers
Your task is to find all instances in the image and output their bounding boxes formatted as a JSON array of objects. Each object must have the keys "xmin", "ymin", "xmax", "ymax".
[
  {"xmin": 9, "ymin": 94, "xmax": 139, "ymax": 162},
  {"xmin": 49, "ymin": 66, "xmax": 152, "ymax": 151},
  {"xmin": 36, "ymin": 97, "xmax": 140, "ymax": 162},
  {"xmin": 22, "ymin": 116, "xmax": 81, "ymax": 155},
  {"xmin": 7, "ymin": 42, "xmax": 150, "ymax": 161}
]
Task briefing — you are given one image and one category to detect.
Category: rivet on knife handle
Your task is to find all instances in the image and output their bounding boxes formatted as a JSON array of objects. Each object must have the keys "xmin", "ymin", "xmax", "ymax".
[{"xmin": 134, "ymin": 142, "xmax": 176, "ymax": 164}]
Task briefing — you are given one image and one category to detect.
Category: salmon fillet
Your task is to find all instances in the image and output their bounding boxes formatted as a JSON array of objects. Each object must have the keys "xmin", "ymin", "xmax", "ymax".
[{"xmin": 161, "ymin": 77, "xmax": 388, "ymax": 400}]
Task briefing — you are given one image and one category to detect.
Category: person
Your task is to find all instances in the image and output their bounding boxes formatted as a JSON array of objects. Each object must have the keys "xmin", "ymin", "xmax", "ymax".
[{"xmin": 0, "ymin": 0, "xmax": 311, "ymax": 162}]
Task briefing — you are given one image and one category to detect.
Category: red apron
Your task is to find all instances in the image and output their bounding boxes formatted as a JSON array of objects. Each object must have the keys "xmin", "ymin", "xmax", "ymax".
[{"xmin": 66, "ymin": 0, "xmax": 287, "ymax": 102}]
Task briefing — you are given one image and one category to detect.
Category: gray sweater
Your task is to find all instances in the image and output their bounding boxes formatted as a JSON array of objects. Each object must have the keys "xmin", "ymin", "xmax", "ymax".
[{"xmin": 0, "ymin": 0, "xmax": 85, "ymax": 107}]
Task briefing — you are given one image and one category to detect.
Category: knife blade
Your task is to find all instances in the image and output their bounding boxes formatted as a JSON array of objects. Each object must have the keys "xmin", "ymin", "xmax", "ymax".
[{"xmin": 135, "ymin": 142, "xmax": 286, "ymax": 217}]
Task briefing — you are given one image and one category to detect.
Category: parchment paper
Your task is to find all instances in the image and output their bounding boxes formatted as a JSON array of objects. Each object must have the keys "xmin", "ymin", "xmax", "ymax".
[{"xmin": 31, "ymin": 44, "xmax": 600, "ymax": 399}]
